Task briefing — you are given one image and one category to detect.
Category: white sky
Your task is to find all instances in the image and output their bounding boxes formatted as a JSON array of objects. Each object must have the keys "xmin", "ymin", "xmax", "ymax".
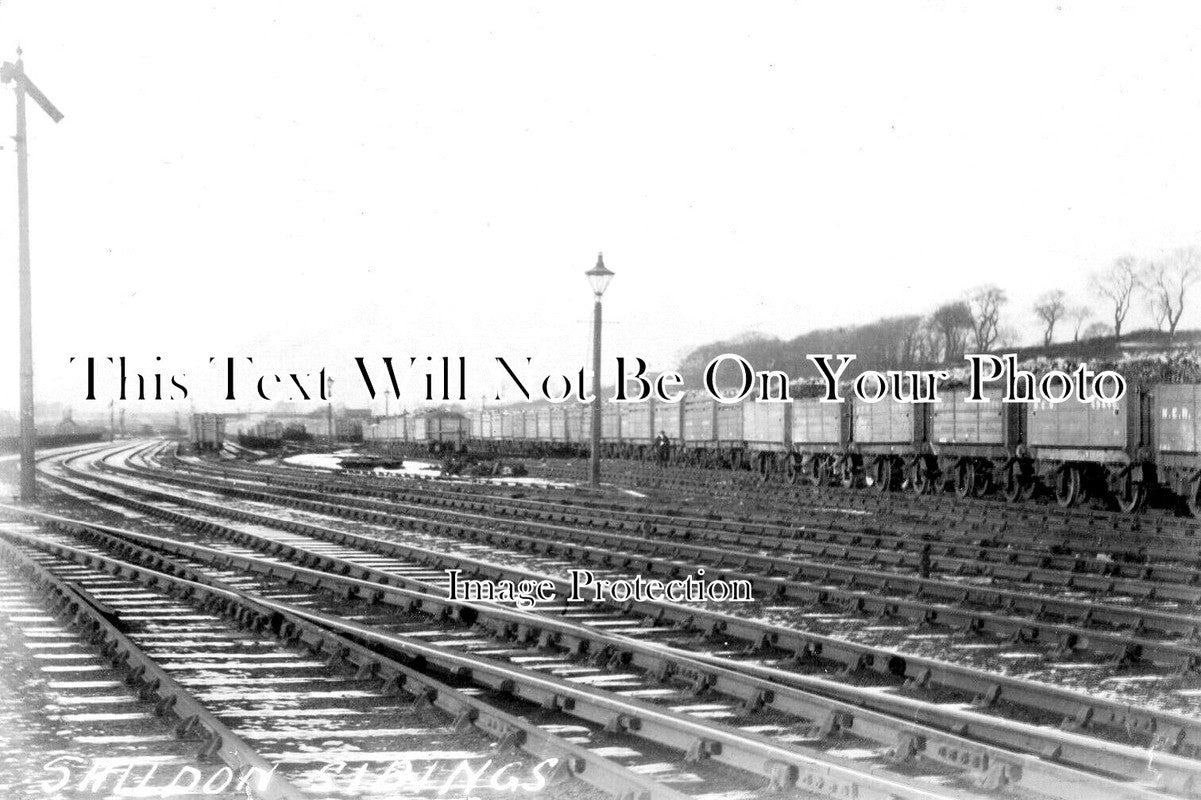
[{"xmin": 3, "ymin": 2, "xmax": 1201, "ymax": 416}]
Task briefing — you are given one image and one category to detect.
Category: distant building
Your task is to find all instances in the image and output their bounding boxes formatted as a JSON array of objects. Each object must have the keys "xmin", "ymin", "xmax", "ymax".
[{"xmin": 55, "ymin": 410, "xmax": 81, "ymax": 435}]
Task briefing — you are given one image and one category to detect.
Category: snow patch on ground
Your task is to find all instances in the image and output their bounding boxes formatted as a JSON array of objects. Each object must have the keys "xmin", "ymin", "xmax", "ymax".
[{"xmin": 280, "ymin": 451, "xmax": 574, "ymax": 488}]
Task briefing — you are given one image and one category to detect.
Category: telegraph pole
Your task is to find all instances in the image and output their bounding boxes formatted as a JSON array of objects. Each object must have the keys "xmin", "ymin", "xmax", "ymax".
[{"xmin": 3, "ymin": 51, "xmax": 63, "ymax": 502}]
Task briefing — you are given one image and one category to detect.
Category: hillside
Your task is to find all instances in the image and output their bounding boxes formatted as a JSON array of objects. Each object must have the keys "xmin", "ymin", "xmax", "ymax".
[{"xmin": 680, "ymin": 326, "xmax": 1201, "ymax": 389}]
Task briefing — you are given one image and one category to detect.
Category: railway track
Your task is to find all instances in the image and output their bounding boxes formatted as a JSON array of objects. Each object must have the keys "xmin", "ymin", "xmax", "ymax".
[
  {"xmin": 522, "ymin": 458, "xmax": 1201, "ymax": 557},
  {"xmin": 3, "ymin": 510, "xmax": 1030, "ymax": 800},
  {"xmin": 103, "ymin": 449, "xmax": 1201, "ymax": 683},
  {"xmin": 0, "ymin": 513, "xmax": 715, "ymax": 800},
  {"xmin": 0, "ymin": 503, "xmax": 1174, "ymax": 800},
  {"xmin": 212, "ymin": 446, "xmax": 1201, "ymax": 577},
  {"xmin": 0, "ymin": 551, "xmax": 264, "ymax": 800},
  {"xmin": 162, "ymin": 453, "xmax": 1201, "ymax": 610},
  {"xmin": 13, "ymin": 440, "xmax": 1201, "ymax": 798}
]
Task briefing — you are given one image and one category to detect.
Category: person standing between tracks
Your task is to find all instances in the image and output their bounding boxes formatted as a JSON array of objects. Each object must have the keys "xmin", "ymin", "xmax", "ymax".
[{"xmin": 655, "ymin": 430, "xmax": 671, "ymax": 465}]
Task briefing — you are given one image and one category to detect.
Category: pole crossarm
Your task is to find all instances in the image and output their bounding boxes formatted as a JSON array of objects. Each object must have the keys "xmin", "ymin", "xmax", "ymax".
[{"xmin": 1, "ymin": 61, "xmax": 64, "ymax": 122}]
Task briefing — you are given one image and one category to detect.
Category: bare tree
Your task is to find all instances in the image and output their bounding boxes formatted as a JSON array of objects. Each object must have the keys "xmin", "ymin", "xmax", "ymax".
[
  {"xmin": 1147, "ymin": 247, "xmax": 1201, "ymax": 337},
  {"xmin": 895, "ymin": 315, "xmax": 924, "ymax": 366},
  {"xmin": 1082, "ymin": 321, "xmax": 1113, "ymax": 340},
  {"xmin": 967, "ymin": 285, "xmax": 1006, "ymax": 351},
  {"xmin": 914, "ymin": 317, "xmax": 944, "ymax": 362},
  {"xmin": 930, "ymin": 301, "xmax": 974, "ymax": 361},
  {"xmin": 877, "ymin": 315, "xmax": 924, "ymax": 367},
  {"xmin": 994, "ymin": 325, "xmax": 1022, "ymax": 349},
  {"xmin": 1150, "ymin": 292, "xmax": 1170, "ymax": 332},
  {"xmin": 1067, "ymin": 306, "xmax": 1091, "ymax": 342},
  {"xmin": 1033, "ymin": 289, "xmax": 1067, "ymax": 346},
  {"xmin": 1092, "ymin": 256, "xmax": 1144, "ymax": 342}
]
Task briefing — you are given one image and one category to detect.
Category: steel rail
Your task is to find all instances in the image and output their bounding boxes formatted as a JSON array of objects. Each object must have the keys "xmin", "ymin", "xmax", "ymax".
[
  {"xmin": 2, "ymin": 520, "xmax": 973, "ymax": 800},
  {"xmin": 91, "ymin": 450, "xmax": 1201, "ymax": 667},
  {"xmin": 158, "ymin": 453, "xmax": 1201, "ymax": 606},
  {"xmin": 8, "ymin": 497, "xmax": 1192, "ymax": 800},
  {"xmin": 0, "ymin": 535, "xmax": 309, "ymax": 800},
  {"xmin": 165, "ymin": 442, "xmax": 1201, "ymax": 576},
  {"xmin": 0, "ymin": 523, "xmax": 698, "ymax": 800},
  {"xmin": 34, "ymin": 450, "xmax": 1201, "ymax": 765},
  {"xmin": 525, "ymin": 457, "xmax": 1201, "ymax": 556}
]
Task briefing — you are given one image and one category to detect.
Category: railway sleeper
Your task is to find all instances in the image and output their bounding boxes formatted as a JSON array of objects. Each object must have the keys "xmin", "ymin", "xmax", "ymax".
[{"xmin": 970, "ymin": 685, "xmax": 1002, "ymax": 708}]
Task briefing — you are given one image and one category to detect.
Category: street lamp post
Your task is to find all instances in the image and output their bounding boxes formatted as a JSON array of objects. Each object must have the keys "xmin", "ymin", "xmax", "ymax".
[
  {"xmin": 327, "ymin": 377, "xmax": 335, "ymax": 449},
  {"xmin": 585, "ymin": 253, "xmax": 614, "ymax": 488}
]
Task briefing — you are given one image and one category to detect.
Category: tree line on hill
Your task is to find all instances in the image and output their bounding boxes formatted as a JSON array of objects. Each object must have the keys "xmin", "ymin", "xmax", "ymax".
[{"xmin": 678, "ymin": 247, "xmax": 1201, "ymax": 386}]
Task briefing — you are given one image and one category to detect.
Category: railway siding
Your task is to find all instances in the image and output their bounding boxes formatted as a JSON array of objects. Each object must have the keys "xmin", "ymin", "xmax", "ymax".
[{"xmin": 26, "ymin": 446, "xmax": 1201, "ymax": 789}]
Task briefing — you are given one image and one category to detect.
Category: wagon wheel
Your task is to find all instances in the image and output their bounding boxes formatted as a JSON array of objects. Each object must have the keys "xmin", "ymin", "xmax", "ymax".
[
  {"xmin": 954, "ymin": 460, "xmax": 975, "ymax": 499},
  {"xmin": 873, "ymin": 458, "xmax": 895, "ymax": 492},
  {"xmin": 757, "ymin": 454, "xmax": 772, "ymax": 483},
  {"xmin": 839, "ymin": 460, "xmax": 856, "ymax": 489},
  {"xmin": 815, "ymin": 458, "xmax": 832, "ymax": 487},
  {"xmin": 1054, "ymin": 467, "xmax": 1081, "ymax": 508},
  {"xmin": 972, "ymin": 462, "xmax": 993, "ymax": 497},
  {"xmin": 1003, "ymin": 464, "xmax": 1028, "ymax": 503},
  {"xmin": 784, "ymin": 455, "xmax": 800, "ymax": 485},
  {"xmin": 1188, "ymin": 477, "xmax": 1201, "ymax": 518},
  {"xmin": 1113, "ymin": 471, "xmax": 1146, "ymax": 514},
  {"xmin": 910, "ymin": 461, "xmax": 932, "ymax": 496}
]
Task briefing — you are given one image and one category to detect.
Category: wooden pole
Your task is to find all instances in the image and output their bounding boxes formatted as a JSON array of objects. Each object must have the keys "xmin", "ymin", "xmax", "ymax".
[
  {"xmin": 15, "ymin": 58, "xmax": 34, "ymax": 501},
  {"xmin": 4, "ymin": 52, "xmax": 62, "ymax": 501}
]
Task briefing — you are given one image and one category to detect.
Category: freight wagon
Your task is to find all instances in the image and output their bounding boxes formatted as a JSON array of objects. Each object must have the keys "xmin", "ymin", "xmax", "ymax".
[
  {"xmin": 784, "ymin": 396, "xmax": 844, "ymax": 485},
  {"xmin": 617, "ymin": 401, "xmax": 655, "ymax": 460},
  {"xmin": 189, "ymin": 413, "xmax": 225, "ymax": 452},
  {"xmin": 1153, "ymin": 384, "xmax": 1201, "ymax": 515},
  {"xmin": 362, "ymin": 410, "xmax": 468, "ymax": 454},
  {"xmin": 463, "ymin": 376, "xmax": 1201, "ymax": 514}
]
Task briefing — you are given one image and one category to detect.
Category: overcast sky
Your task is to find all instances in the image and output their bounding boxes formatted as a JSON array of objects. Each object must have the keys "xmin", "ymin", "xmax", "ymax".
[{"xmin": 3, "ymin": 2, "xmax": 1201, "ymax": 416}]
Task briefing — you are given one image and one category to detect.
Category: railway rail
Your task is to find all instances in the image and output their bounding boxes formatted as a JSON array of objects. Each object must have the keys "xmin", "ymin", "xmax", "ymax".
[
  {"xmin": 98, "ymin": 449, "xmax": 1201, "ymax": 675},
  {"xmin": 12, "ymin": 440, "xmax": 1201, "ymax": 799},
  {"xmin": 159, "ymin": 453, "xmax": 1201, "ymax": 609},
  {"xmin": 3, "ymin": 511, "xmax": 1027, "ymax": 800},
  {"xmin": 0, "ymin": 501, "xmax": 1181, "ymax": 800},
  {"xmin": 0, "ymin": 514, "xmax": 709, "ymax": 800},
  {"xmin": 197, "ymin": 447, "xmax": 1201, "ymax": 572},
  {"xmin": 524, "ymin": 458, "xmax": 1201, "ymax": 547},
  {"xmin": 0, "ymin": 550, "xmax": 272, "ymax": 800}
]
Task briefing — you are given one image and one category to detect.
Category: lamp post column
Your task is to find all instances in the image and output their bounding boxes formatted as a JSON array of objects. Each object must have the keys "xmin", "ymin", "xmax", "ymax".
[
  {"xmin": 583, "ymin": 252, "xmax": 613, "ymax": 490},
  {"xmin": 589, "ymin": 296, "xmax": 602, "ymax": 487}
]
